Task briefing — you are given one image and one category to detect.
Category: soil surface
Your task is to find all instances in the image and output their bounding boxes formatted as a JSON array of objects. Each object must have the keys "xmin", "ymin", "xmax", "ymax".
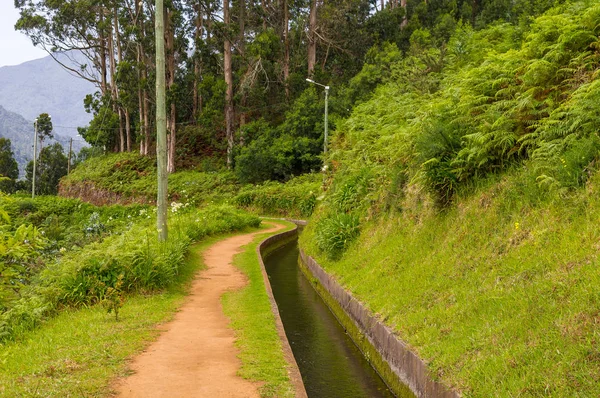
[{"xmin": 114, "ymin": 222, "xmax": 285, "ymax": 398}]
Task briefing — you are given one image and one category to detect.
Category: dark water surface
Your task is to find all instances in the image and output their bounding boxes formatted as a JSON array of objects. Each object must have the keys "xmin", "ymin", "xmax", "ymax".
[{"xmin": 264, "ymin": 239, "xmax": 397, "ymax": 398}]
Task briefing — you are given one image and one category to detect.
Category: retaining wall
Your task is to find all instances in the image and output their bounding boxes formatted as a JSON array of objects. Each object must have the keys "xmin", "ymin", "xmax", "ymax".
[
  {"xmin": 257, "ymin": 225, "xmax": 308, "ymax": 398},
  {"xmin": 299, "ymin": 249, "xmax": 460, "ymax": 398}
]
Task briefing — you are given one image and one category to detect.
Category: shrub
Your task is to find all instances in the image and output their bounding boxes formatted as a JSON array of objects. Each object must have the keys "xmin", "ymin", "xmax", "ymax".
[
  {"xmin": 314, "ymin": 213, "xmax": 360, "ymax": 259},
  {"xmin": 233, "ymin": 174, "xmax": 321, "ymax": 217},
  {"xmin": 0, "ymin": 205, "xmax": 260, "ymax": 342}
]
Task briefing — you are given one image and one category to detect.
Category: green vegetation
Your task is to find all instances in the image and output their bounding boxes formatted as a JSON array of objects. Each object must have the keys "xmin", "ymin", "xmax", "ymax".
[
  {"xmin": 302, "ymin": 168, "xmax": 600, "ymax": 396},
  {"xmin": 300, "ymin": 1, "xmax": 600, "ymax": 396},
  {"xmin": 233, "ymin": 174, "xmax": 320, "ymax": 218},
  {"xmin": 0, "ymin": 293, "xmax": 185, "ymax": 396},
  {"xmin": 61, "ymin": 152, "xmax": 321, "ymax": 217},
  {"xmin": 222, "ymin": 220, "xmax": 297, "ymax": 397},
  {"xmin": 0, "ymin": 233, "xmax": 234, "ymax": 396},
  {"xmin": 0, "ymin": 138, "xmax": 19, "ymax": 193},
  {"xmin": 0, "ymin": 197, "xmax": 260, "ymax": 343},
  {"xmin": 7, "ymin": 0, "xmax": 600, "ymax": 396}
]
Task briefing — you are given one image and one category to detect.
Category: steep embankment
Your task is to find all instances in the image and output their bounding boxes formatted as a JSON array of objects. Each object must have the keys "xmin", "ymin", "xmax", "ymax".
[
  {"xmin": 61, "ymin": 152, "xmax": 320, "ymax": 217},
  {"xmin": 301, "ymin": 2, "xmax": 600, "ymax": 396}
]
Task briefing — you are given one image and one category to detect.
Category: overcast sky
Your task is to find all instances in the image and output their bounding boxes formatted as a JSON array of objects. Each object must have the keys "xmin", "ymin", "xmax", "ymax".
[{"xmin": 0, "ymin": 3, "xmax": 47, "ymax": 67}]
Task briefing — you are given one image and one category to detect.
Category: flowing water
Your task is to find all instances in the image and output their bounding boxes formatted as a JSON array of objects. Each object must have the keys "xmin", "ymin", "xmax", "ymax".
[{"xmin": 264, "ymin": 238, "xmax": 400, "ymax": 398}]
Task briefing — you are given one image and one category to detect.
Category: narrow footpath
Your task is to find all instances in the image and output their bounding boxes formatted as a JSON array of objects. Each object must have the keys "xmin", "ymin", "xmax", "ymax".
[{"xmin": 114, "ymin": 222, "xmax": 285, "ymax": 398}]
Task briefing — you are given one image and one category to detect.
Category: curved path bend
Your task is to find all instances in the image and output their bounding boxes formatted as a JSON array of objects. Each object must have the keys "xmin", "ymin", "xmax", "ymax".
[{"xmin": 114, "ymin": 222, "xmax": 285, "ymax": 398}]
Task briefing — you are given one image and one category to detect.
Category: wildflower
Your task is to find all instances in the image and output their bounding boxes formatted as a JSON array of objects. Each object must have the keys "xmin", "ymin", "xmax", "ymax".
[
  {"xmin": 170, "ymin": 202, "xmax": 184, "ymax": 213},
  {"xmin": 515, "ymin": 222, "xmax": 520, "ymax": 230},
  {"xmin": 59, "ymin": 247, "xmax": 67, "ymax": 253}
]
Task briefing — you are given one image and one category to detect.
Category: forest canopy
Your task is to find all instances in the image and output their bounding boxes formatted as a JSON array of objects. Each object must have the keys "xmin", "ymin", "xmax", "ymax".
[{"xmin": 14, "ymin": 0, "xmax": 563, "ymax": 182}]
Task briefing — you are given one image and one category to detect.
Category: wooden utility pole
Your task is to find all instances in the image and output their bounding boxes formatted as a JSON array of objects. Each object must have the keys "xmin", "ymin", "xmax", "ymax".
[
  {"xmin": 156, "ymin": 0, "xmax": 168, "ymax": 241},
  {"xmin": 67, "ymin": 138, "xmax": 73, "ymax": 174}
]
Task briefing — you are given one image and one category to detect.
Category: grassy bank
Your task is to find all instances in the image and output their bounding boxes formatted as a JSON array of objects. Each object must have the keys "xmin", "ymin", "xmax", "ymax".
[
  {"xmin": 60, "ymin": 152, "xmax": 321, "ymax": 217},
  {"xmin": 222, "ymin": 220, "xmax": 297, "ymax": 398},
  {"xmin": 301, "ymin": 167, "xmax": 600, "ymax": 396}
]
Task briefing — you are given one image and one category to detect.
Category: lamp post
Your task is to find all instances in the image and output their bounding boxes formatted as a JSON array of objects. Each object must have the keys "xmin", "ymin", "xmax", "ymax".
[
  {"xmin": 32, "ymin": 118, "xmax": 38, "ymax": 199},
  {"xmin": 306, "ymin": 78, "xmax": 330, "ymax": 153}
]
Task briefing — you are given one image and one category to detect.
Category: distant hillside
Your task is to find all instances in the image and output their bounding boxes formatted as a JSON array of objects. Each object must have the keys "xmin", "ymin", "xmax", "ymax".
[
  {"xmin": 0, "ymin": 52, "xmax": 95, "ymax": 140},
  {"xmin": 0, "ymin": 105, "xmax": 73, "ymax": 177}
]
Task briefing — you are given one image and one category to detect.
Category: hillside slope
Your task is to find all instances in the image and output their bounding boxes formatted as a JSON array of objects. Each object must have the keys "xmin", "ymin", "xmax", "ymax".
[{"xmin": 300, "ymin": 1, "xmax": 600, "ymax": 396}]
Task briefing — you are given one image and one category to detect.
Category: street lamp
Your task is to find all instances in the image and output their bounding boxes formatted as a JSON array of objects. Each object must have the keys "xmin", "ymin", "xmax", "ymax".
[{"xmin": 306, "ymin": 78, "xmax": 330, "ymax": 153}]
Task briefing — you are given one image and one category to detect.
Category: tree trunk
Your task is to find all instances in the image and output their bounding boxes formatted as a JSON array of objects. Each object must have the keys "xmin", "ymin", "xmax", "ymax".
[
  {"xmin": 223, "ymin": 0, "xmax": 234, "ymax": 167},
  {"xmin": 308, "ymin": 0, "xmax": 317, "ymax": 77},
  {"xmin": 166, "ymin": 7, "xmax": 176, "ymax": 173},
  {"xmin": 239, "ymin": 0, "xmax": 247, "ymax": 129},
  {"xmin": 99, "ymin": 11, "xmax": 108, "ymax": 95},
  {"xmin": 144, "ymin": 88, "xmax": 150, "ymax": 154},
  {"xmin": 114, "ymin": 6, "xmax": 129, "ymax": 151},
  {"xmin": 193, "ymin": 3, "xmax": 204, "ymax": 121},
  {"xmin": 401, "ymin": 0, "xmax": 408, "ymax": 28},
  {"xmin": 261, "ymin": 0, "xmax": 267, "ymax": 31},
  {"xmin": 107, "ymin": 19, "xmax": 124, "ymax": 152},
  {"xmin": 125, "ymin": 108, "xmax": 131, "ymax": 152},
  {"xmin": 283, "ymin": 0, "xmax": 290, "ymax": 99}
]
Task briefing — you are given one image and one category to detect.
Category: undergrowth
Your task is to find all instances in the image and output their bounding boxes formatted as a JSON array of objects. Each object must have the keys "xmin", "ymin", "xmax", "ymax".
[
  {"xmin": 300, "ymin": 2, "xmax": 600, "ymax": 395},
  {"xmin": 62, "ymin": 153, "xmax": 320, "ymax": 217},
  {"xmin": 0, "ymin": 204, "xmax": 260, "ymax": 343}
]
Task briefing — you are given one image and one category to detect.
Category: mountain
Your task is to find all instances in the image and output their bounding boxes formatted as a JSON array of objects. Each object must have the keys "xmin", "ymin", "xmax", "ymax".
[
  {"xmin": 0, "ymin": 105, "xmax": 73, "ymax": 177},
  {"xmin": 0, "ymin": 52, "xmax": 95, "ymax": 141}
]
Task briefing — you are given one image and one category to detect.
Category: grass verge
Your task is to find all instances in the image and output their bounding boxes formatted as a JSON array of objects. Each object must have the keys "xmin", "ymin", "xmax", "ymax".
[
  {"xmin": 221, "ymin": 220, "xmax": 297, "ymax": 398},
  {"xmin": 0, "ymin": 230, "xmax": 253, "ymax": 396},
  {"xmin": 300, "ymin": 170, "xmax": 600, "ymax": 396}
]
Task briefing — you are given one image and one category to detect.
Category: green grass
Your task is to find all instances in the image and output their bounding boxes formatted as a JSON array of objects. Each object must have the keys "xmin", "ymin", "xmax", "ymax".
[
  {"xmin": 61, "ymin": 153, "xmax": 319, "ymax": 218},
  {"xmin": 221, "ymin": 220, "xmax": 297, "ymax": 398},
  {"xmin": 300, "ymin": 169, "xmax": 600, "ymax": 397},
  {"xmin": 0, "ymin": 230, "xmax": 257, "ymax": 397}
]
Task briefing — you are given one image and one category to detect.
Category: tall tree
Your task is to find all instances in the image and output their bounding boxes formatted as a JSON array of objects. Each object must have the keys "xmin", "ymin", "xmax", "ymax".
[
  {"xmin": 308, "ymin": 0, "xmax": 318, "ymax": 77},
  {"xmin": 223, "ymin": 0, "xmax": 235, "ymax": 166},
  {"xmin": 36, "ymin": 113, "xmax": 53, "ymax": 151},
  {"xmin": 25, "ymin": 143, "xmax": 68, "ymax": 195},
  {"xmin": 0, "ymin": 139, "xmax": 19, "ymax": 193}
]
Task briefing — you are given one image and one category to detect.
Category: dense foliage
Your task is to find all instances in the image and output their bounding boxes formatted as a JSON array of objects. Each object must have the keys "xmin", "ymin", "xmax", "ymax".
[
  {"xmin": 61, "ymin": 152, "xmax": 321, "ymax": 217},
  {"xmin": 308, "ymin": 1, "xmax": 600, "ymax": 258},
  {"xmin": 0, "ymin": 197, "xmax": 260, "ymax": 342},
  {"xmin": 0, "ymin": 138, "xmax": 19, "ymax": 193},
  {"xmin": 15, "ymin": 0, "xmax": 561, "ymax": 182},
  {"xmin": 299, "ymin": 1, "xmax": 600, "ymax": 395}
]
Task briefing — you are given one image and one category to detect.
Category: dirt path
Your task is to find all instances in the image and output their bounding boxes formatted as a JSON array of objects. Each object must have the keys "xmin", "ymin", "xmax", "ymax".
[{"xmin": 114, "ymin": 222, "xmax": 285, "ymax": 398}]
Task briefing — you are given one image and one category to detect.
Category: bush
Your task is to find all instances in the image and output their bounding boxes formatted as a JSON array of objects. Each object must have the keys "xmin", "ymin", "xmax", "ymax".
[
  {"xmin": 0, "ymin": 205, "xmax": 260, "ymax": 342},
  {"xmin": 314, "ymin": 213, "xmax": 360, "ymax": 259},
  {"xmin": 233, "ymin": 174, "xmax": 321, "ymax": 217}
]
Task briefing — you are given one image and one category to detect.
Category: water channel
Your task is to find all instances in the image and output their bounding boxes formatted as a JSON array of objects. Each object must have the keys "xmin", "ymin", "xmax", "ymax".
[{"xmin": 264, "ymin": 238, "xmax": 398, "ymax": 398}]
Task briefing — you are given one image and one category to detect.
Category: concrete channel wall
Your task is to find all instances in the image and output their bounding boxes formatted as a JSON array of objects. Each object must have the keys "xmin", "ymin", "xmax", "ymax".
[
  {"xmin": 299, "ymin": 249, "xmax": 460, "ymax": 398},
  {"xmin": 257, "ymin": 225, "xmax": 308, "ymax": 398}
]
